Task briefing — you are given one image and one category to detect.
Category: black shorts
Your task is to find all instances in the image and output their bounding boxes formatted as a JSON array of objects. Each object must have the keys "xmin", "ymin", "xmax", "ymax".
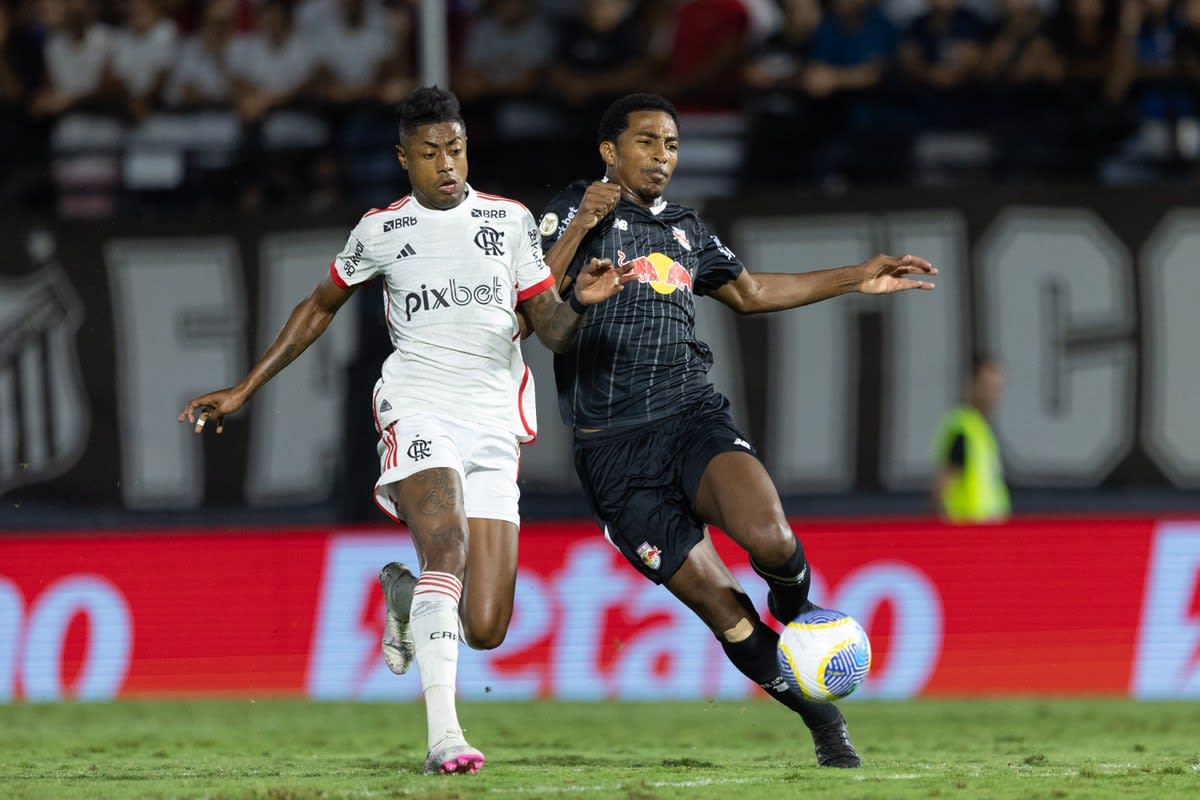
[{"xmin": 573, "ymin": 392, "xmax": 761, "ymax": 584}]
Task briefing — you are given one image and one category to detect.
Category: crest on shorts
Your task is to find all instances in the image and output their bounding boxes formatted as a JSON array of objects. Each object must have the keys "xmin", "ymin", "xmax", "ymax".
[
  {"xmin": 406, "ymin": 438, "xmax": 431, "ymax": 461},
  {"xmin": 636, "ymin": 542, "xmax": 661, "ymax": 571}
]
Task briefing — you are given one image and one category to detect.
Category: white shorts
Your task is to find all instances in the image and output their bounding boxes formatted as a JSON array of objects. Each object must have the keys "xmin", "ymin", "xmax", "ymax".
[{"xmin": 373, "ymin": 413, "xmax": 521, "ymax": 527}]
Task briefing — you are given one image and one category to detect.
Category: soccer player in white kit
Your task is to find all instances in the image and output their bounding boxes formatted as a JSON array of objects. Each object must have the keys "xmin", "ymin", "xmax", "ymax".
[{"xmin": 179, "ymin": 87, "xmax": 635, "ymax": 775}]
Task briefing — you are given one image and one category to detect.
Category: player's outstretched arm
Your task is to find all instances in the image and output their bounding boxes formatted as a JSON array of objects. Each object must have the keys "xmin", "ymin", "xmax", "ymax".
[
  {"xmin": 543, "ymin": 181, "xmax": 621, "ymax": 291},
  {"xmin": 178, "ymin": 278, "xmax": 357, "ymax": 434},
  {"xmin": 521, "ymin": 257, "xmax": 635, "ymax": 353},
  {"xmin": 710, "ymin": 253, "xmax": 936, "ymax": 314}
]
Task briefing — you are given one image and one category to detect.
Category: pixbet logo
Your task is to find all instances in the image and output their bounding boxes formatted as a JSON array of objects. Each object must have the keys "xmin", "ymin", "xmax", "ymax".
[
  {"xmin": 306, "ymin": 535, "xmax": 943, "ymax": 701},
  {"xmin": 402, "ymin": 277, "xmax": 506, "ymax": 321}
]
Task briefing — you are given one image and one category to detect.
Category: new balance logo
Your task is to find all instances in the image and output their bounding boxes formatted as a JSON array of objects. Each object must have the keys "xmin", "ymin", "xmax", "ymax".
[{"xmin": 395, "ymin": 243, "xmax": 416, "ymax": 260}]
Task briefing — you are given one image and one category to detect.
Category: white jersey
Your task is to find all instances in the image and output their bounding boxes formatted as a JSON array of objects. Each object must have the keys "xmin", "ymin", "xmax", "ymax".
[{"xmin": 329, "ymin": 185, "xmax": 553, "ymax": 441}]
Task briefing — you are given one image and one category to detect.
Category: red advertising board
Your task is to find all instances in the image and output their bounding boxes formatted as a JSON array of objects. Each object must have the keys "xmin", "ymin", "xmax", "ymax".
[{"xmin": 2, "ymin": 518, "xmax": 1198, "ymax": 701}]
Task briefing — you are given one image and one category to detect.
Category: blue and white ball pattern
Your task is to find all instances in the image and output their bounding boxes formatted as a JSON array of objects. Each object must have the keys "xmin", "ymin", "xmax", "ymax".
[{"xmin": 777, "ymin": 608, "xmax": 872, "ymax": 702}]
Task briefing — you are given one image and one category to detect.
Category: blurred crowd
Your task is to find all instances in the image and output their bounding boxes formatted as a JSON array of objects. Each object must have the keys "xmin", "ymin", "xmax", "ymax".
[{"xmin": 2, "ymin": 0, "xmax": 1199, "ymax": 215}]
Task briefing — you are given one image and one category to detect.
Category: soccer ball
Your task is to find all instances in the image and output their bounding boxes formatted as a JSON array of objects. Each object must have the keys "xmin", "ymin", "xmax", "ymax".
[{"xmin": 776, "ymin": 608, "xmax": 872, "ymax": 702}]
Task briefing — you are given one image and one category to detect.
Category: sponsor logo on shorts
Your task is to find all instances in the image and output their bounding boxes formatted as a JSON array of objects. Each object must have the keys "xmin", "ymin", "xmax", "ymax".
[{"xmin": 636, "ymin": 542, "xmax": 661, "ymax": 571}]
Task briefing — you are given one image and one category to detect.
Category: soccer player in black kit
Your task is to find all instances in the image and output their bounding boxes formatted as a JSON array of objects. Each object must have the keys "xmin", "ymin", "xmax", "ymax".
[{"xmin": 535, "ymin": 93, "xmax": 937, "ymax": 767}]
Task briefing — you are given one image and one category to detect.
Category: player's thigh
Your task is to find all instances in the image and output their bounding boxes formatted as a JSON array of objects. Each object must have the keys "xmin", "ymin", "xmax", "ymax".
[
  {"xmin": 461, "ymin": 516, "xmax": 519, "ymax": 650},
  {"xmin": 692, "ymin": 450, "xmax": 794, "ymax": 564},
  {"xmin": 459, "ymin": 427, "xmax": 521, "ymax": 648},
  {"xmin": 664, "ymin": 532, "xmax": 757, "ymax": 636},
  {"xmin": 393, "ymin": 467, "xmax": 470, "ymax": 575}
]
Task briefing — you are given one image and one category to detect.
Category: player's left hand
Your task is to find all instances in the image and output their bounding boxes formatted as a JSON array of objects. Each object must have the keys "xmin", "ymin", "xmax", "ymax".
[
  {"xmin": 858, "ymin": 253, "xmax": 937, "ymax": 294},
  {"xmin": 572, "ymin": 257, "xmax": 636, "ymax": 307}
]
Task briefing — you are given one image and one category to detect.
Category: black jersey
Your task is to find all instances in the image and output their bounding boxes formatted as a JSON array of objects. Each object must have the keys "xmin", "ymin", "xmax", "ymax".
[{"xmin": 539, "ymin": 180, "xmax": 744, "ymax": 430}]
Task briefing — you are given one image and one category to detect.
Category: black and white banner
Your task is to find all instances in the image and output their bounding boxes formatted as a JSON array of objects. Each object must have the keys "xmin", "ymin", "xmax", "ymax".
[{"xmin": 1, "ymin": 186, "xmax": 1197, "ymax": 515}]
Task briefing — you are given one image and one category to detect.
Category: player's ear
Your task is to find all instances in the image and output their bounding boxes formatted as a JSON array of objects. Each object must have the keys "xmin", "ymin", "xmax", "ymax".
[
  {"xmin": 599, "ymin": 140, "xmax": 615, "ymax": 168},
  {"xmin": 395, "ymin": 144, "xmax": 408, "ymax": 171}
]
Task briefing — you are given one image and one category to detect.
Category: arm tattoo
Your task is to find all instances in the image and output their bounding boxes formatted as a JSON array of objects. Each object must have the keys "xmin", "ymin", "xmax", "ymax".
[{"xmin": 523, "ymin": 290, "xmax": 584, "ymax": 354}]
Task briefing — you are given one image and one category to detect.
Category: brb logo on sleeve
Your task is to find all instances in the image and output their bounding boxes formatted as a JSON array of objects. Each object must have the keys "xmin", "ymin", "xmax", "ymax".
[{"xmin": 402, "ymin": 277, "xmax": 507, "ymax": 321}]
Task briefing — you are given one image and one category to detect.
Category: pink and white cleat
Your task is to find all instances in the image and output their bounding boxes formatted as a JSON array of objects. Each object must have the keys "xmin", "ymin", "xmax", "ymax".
[{"xmin": 423, "ymin": 739, "xmax": 485, "ymax": 775}]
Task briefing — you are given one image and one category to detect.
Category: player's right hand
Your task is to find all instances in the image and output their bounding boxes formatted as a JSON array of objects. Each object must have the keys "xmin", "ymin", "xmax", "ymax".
[
  {"xmin": 178, "ymin": 389, "xmax": 245, "ymax": 435},
  {"xmin": 573, "ymin": 181, "xmax": 622, "ymax": 231}
]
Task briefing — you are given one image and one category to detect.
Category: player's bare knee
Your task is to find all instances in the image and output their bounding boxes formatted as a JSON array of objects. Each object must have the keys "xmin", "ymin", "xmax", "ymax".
[
  {"xmin": 464, "ymin": 621, "xmax": 507, "ymax": 651},
  {"xmin": 721, "ymin": 617, "xmax": 755, "ymax": 643},
  {"xmin": 749, "ymin": 522, "xmax": 796, "ymax": 569}
]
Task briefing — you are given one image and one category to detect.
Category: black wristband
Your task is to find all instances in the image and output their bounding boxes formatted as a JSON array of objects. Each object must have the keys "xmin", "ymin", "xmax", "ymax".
[{"xmin": 567, "ymin": 292, "xmax": 587, "ymax": 314}]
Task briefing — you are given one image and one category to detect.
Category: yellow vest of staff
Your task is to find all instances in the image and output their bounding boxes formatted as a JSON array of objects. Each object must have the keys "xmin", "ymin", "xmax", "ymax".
[{"xmin": 934, "ymin": 406, "xmax": 1011, "ymax": 523}]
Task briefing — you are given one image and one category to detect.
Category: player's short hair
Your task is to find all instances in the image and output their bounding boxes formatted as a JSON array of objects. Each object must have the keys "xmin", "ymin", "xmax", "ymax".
[
  {"xmin": 396, "ymin": 86, "xmax": 465, "ymax": 142},
  {"xmin": 596, "ymin": 93, "xmax": 679, "ymax": 147}
]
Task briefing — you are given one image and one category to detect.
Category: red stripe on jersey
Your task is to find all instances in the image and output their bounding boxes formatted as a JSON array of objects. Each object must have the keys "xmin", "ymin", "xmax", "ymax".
[
  {"xmin": 474, "ymin": 191, "xmax": 529, "ymax": 212},
  {"xmin": 517, "ymin": 275, "xmax": 554, "ymax": 303},
  {"xmin": 329, "ymin": 261, "xmax": 349, "ymax": 289},
  {"xmin": 517, "ymin": 365, "xmax": 536, "ymax": 441},
  {"xmin": 363, "ymin": 196, "xmax": 411, "ymax": 217},
  {"xmin": 388, "ymin": 426, "xmax": 400, "ymax": 469}
]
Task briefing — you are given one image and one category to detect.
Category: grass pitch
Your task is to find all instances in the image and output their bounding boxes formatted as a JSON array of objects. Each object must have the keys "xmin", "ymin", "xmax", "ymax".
[{"xmin": 2, "ymin": 698, "xmax": 1198, "ymax": 799}]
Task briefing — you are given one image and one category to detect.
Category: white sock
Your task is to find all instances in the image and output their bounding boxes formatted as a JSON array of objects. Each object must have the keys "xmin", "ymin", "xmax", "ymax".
[{"xmin": 410, "ymin": 571, "xmax": 465, "ymax": 749}]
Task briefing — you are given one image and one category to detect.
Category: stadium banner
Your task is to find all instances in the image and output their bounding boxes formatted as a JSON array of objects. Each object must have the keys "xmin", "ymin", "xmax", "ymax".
[
  {"xmin": 2, "ymin": 518, "xmax": 1198, "ymax": 702},
  {"xmin": 2, "ymin": 184, "xmax": 1200, "ymax": 516}
]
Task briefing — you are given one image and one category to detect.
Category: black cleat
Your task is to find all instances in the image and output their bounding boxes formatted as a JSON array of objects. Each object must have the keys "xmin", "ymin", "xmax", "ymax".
[{"xmin": 811, "ymin": 711, "xmax": 861, "ymax": 768}]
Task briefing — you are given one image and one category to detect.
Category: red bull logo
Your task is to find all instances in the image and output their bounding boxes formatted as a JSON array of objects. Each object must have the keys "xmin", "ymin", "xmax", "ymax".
[{"xmin": 618, "ymin": 250, "xmax": 693, "ymax": 295}]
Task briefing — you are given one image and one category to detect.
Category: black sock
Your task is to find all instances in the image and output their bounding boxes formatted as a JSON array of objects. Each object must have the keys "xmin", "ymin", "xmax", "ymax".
[
  {"xmin": 751, "ymin": 540, "xmax": 813, "ymax": 622},
  {"xmin": 719, "ymin": 619, "xmax": 839, "ymax": 730}
]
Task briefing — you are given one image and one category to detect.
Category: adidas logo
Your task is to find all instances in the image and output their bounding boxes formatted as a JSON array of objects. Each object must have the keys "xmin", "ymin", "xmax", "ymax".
[
  {"xmin": 395, "ymin": 243, "xmax": 416, "ymax": 259},
  {"xmin": 379, "ymin": 399, "xmax": 392, "ymax": 413}
]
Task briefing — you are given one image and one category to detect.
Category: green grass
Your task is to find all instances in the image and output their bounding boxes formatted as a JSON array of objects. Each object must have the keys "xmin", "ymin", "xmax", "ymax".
[{"xmin": 1, "ymin": 699, "xmax": 1198, "ymax": 799}]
